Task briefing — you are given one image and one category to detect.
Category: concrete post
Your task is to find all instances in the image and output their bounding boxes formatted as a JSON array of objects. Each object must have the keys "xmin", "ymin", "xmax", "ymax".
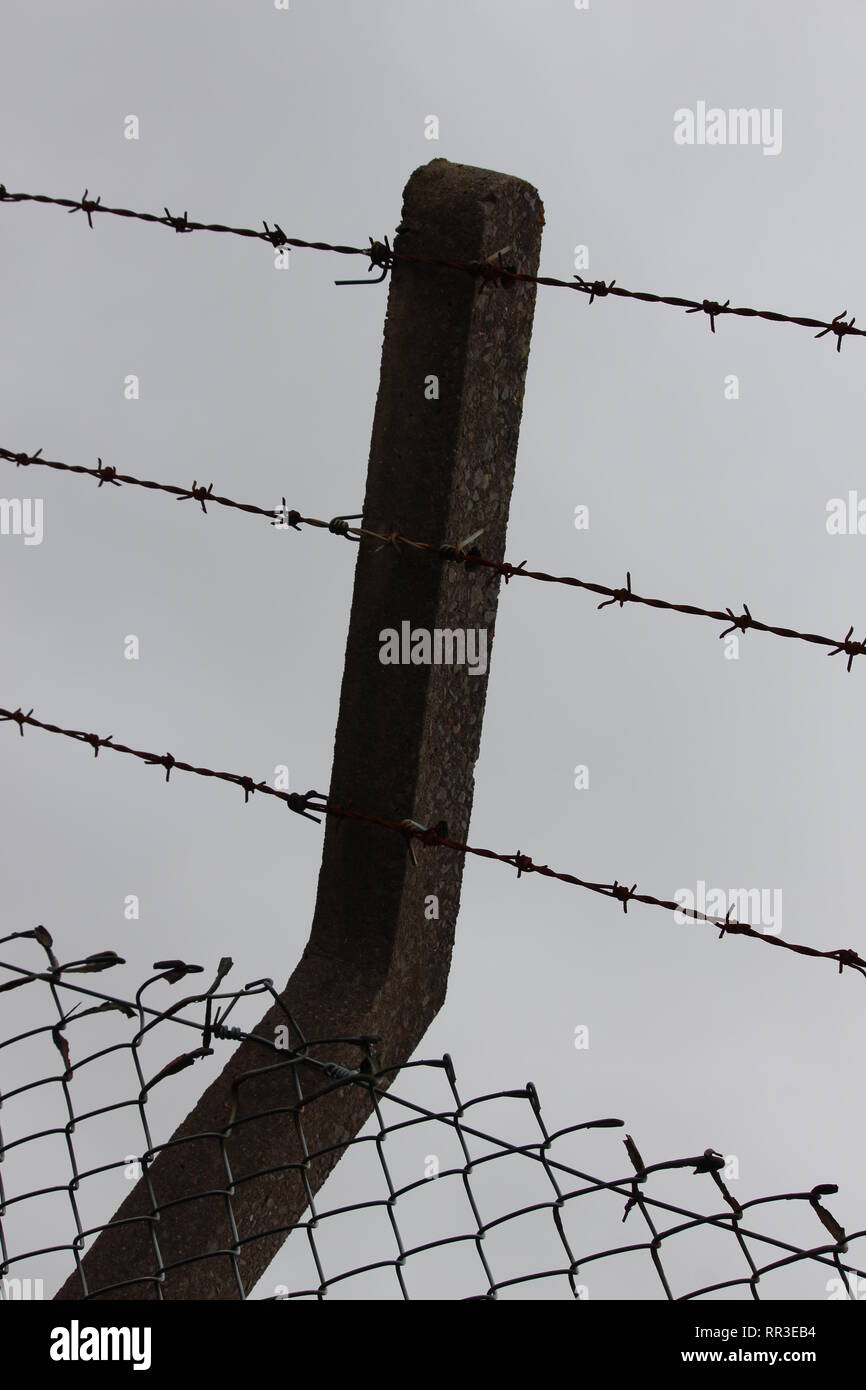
[{"xmin": 57, "ymin": 157, "xmax": 543, "ymax": 1300}]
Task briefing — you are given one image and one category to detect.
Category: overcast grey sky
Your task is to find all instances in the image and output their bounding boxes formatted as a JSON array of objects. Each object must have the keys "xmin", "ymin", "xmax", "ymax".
[{"xmin": 2, "ymin": 0, "xmax": 865, "ymax": 1300}]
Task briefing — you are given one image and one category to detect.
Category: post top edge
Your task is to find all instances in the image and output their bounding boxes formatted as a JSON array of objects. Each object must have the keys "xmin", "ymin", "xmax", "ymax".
[{"xmin": 405, "ymin": 156, "xmax": 542, "ymax": 207}]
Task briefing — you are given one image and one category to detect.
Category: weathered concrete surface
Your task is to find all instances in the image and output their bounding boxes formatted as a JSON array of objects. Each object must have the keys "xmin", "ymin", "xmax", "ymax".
[{"xmin": 56, "ymin": 158, "xmax": 543, "ymax": 1300}]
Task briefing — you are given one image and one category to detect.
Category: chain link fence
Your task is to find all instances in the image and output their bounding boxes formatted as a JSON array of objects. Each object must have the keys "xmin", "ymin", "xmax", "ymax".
[{"xmin": 1, "ymin": 930, "xmax": 861, "ymax": 1302}]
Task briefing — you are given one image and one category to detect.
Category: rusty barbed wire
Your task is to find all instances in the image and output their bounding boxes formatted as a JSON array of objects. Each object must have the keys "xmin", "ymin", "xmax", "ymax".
[
  {"xmin": 1, "ymin": 705, "xmax": 863, "ymax": 984},
  {"xmin": 0, "ymin": 933, "xmax": 861, "ymax": 1301},
  {"xmin": 5, "ymin": 443, "xmax": 865, "ymax": 672},
  {"xmin": 0, "ymin": 184, "xmax": 371, "ymax": 262},
  {"xmin": 1, "ymin": 183, "xmax": 863, "ymax": 349},
  {"xmin": 0, "ymin": 704, "xmax": 326, "ymax": 821},
  {"xmin": 3, "ymin": 182, "xmax": 861, "ymax": 1309}
]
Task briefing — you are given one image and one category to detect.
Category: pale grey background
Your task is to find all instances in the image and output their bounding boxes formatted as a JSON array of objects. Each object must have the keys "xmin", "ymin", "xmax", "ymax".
[{"xmin": 1, "ymin": 0, "xmax": 864, "ymax": 1300}]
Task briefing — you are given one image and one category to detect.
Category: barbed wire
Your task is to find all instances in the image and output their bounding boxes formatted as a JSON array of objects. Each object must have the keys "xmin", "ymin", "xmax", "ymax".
[
  {"xmin": 0, "ymin": 933, "xmax": 860, "ymax": 1300},
  {"xmin": 1, "ymin": 704, "xmax": 862, "ymax": 985},
  {"xmin": 3, "ymin": 182, "xmax": 861, "ymax": 1306},
  {"xmin": 1, "ymin": 183, "xmax": 862, "ymax": 349},
  {"xmin": 5, "ymin": 444, "xmax": 865, "ymax": 672},
  {"xmin": 0, "ymin": 184, "xmax": 370, "ymax": 260}
]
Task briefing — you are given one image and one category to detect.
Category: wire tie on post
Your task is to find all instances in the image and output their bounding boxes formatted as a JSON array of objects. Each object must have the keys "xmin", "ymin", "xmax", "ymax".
[
  {"xmin": 286, "ymin": 790, "xmax": 322, "ymax": 824},
  {"xmin": 441, "ymin": 527, "xmax": 485, "ymax": 563},
  {"xmin": 472, "ymin": 247, "xmax": 516, "ymax": 292},
  {"xmin": 503, "ymin": 559, "xmax": 528, "ymax": 584},
  {"xmin": 323, "ymin": 1061, "xmax": 362, "ymax": 1082},
  {"xmin": 335, "ymin": 235, "xmax": 393, "ymax": 286},
  {"xmin": 457, "ymin": 526, "xmax": 485, "ymax": 557},
  {"xmin": 328, "ymin": 513, "xmax": 362, "ymax": 541},
  {"xmin": 400, "ymin": 819, "xmax": 428, "ymax": 867}
]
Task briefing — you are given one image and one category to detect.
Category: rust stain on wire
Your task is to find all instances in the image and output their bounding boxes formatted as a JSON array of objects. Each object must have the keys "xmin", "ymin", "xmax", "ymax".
[
  {"xmin": 5, "ymin": 444, "xmax": 864, "ymax": 672},
  {"xmin": 1, "ymin": 705, "xmax": 863, "ymax": 984},
  {"xmin": 1, "ymin": 183, "xmax": 864, "ymax": 349}
]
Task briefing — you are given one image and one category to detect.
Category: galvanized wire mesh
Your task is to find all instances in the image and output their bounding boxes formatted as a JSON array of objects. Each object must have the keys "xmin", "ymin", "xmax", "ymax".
[{"xmin": 0, "ymin": 933, "xmax": 861, "ymax": 1302}]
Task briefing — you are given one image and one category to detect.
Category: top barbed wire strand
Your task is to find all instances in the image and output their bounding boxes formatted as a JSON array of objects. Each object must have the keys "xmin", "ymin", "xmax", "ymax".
[
  {"xmin": 3, "ymin": 445, "xmax": 864, "ymax": 672},
  {"xmin": 0, "ymin": 184, "xmax": 862, "ymax": 349}
]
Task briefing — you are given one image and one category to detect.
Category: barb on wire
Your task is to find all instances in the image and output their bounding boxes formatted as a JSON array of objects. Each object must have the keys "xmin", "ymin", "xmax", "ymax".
[
  {"xmin": 1, "ymin": 704, "xmax": 863, "ymax": 986},
  {"xmin": 0, "ymin": 703, "xmax": 326, "ymax": 823},
  {"xmin": 0, "ymin": 936, "xmax": 861, "ymax": 1301},
  {"xmin": 2, "ymin": 183, "xmax": 865, "ymax": 348},
  {"xmin": 335, "ymin": 235, "xmax": 394, "ymax": 285},
  {"xmin": 5, "ymin": 444, "xmax": 865, "ymax": 673},
  {"xmin": 0, "ymin": 184, "xmax": 373, "ymax": 261}
]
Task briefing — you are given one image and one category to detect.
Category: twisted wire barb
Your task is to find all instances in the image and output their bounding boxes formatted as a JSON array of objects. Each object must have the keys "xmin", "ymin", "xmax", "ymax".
[
  {"xmin": 5, "ymin": 444, "xmax": 864, "ymax": 672},
  {"xmin": 1, "ymin": 184, "xmax": 863, "ymax": 349},
  {"xmin": 1, "ymin": 705, "xmax": 862, "ymax": 984}
]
